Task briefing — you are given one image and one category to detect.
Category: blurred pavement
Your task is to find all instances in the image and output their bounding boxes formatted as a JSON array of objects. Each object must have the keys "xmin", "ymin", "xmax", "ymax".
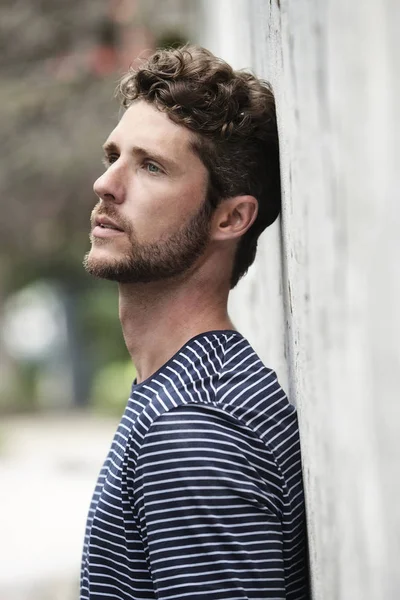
[{"xmin": 0, "ymin": 412, "xmax": 119, "ymax": 600}]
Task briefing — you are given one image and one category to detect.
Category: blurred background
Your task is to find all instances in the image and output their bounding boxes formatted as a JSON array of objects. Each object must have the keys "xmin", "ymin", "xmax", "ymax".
[{"xmin": 0, "ymin": 1, "xmax": 201, "ymax": 598}]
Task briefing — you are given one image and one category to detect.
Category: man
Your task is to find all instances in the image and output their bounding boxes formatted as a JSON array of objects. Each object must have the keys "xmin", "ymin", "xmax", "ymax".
[{"xmin": 81, "ymin": 45, "xmax": 309, "ymax": 599}]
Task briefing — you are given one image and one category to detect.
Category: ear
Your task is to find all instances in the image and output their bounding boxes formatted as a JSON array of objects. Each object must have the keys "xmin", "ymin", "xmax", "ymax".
[{"xmin": 212, "ymin": 195, "xmax": 258, "ymax": 242}]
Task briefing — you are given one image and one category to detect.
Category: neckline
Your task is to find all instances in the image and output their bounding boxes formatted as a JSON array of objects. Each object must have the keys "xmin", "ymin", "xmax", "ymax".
[{"xmin": 131, "ymin": 329, "xmax": 240, "ymax": 391}]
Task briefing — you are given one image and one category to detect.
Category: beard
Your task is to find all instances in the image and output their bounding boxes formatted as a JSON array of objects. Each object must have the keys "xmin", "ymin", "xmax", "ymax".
[{"xmin": 83, "ymin": 199, "xmax": 213, "ymax": 284}]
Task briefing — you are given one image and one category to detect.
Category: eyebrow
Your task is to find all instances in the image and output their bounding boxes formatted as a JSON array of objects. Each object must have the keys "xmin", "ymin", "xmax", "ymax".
[{"xmin": 102, "ymin": 141, "xmax": 180, "ymax": 171}]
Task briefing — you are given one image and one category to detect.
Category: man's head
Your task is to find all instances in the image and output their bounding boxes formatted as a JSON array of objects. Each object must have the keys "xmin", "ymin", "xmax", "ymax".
[{"xmin": 84, "ymin": 45, "xmax": 280, "ymax": 288}]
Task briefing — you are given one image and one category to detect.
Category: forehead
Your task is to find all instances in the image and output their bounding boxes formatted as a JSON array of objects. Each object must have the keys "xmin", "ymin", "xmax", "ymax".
[{"xmin": 107, "ymin": 100, "xmax": 196, "ymax": 159}]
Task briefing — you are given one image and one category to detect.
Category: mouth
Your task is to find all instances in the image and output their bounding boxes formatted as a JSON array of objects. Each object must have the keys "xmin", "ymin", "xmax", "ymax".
[
  {"xmin": 95, "ymin": 216, "xmax": 124, "ymax": 231},
  {"xmin": 92, "ymin": 215, "xmax": 125, "ymax": 238}
]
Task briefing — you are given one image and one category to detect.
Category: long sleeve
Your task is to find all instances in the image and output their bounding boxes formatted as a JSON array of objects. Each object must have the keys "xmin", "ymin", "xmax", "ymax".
[{"xmin": 133, "ymin": 404, "xmax": 287, "ymax": 600}]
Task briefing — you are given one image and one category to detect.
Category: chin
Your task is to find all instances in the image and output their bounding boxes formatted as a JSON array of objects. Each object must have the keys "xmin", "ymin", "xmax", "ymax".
[{"xmin": 83, "ymin": 247, "xmax": 125, "ymax": 280}]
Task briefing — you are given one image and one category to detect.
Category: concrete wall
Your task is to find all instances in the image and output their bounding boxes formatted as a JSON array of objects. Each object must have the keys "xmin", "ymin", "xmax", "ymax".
[{"xmin": 196, "ymin": 1, "xmax": 400, "ymax": 598}]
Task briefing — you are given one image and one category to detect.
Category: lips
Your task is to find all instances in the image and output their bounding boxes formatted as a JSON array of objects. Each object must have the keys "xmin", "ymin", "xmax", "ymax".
[
  {"xmin": 95, "ymin": 215, "xmax": 124, "ymax": 232},
  {"xmin": 91, "ymin": 213, "xmax": 125, "ymax": 239}
]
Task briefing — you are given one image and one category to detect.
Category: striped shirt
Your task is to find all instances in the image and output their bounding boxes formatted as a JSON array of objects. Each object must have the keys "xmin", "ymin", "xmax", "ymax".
[{"xmin": 80, "ymin": 330, "xmax": 309, "ymax": 599}]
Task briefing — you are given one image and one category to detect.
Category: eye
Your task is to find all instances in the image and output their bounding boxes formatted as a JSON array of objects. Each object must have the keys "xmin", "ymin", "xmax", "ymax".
[
  {"xmin": 144, "ymin": 161, "xmax": 163, "ymax": 175},
  {"xmin": 102, "ymin": 153, "xmax": 119, "ymax": 167}
]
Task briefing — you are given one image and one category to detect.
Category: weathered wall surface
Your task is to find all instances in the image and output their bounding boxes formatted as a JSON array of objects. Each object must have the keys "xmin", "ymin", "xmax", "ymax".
[{"xmin": 196, "ymin": 1, "xmax": 400, "ymax": 598}]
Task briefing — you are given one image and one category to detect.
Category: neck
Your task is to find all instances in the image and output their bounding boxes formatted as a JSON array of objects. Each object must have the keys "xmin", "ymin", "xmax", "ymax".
[{"xmin": 118, "ymin": 274, "xmax": 234, "ymax": 384}]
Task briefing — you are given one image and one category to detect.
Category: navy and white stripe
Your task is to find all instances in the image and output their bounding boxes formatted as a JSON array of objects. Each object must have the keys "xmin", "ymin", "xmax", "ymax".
[{"xmin": 81, "ymin": 330, "xmax": 309, "ymax": 599}]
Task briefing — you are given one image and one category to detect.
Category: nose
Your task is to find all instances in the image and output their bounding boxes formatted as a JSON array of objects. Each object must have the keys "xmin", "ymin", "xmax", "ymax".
[{"xmin": 93, "ymin": 166, "xmax": 125, "ymax": 205}]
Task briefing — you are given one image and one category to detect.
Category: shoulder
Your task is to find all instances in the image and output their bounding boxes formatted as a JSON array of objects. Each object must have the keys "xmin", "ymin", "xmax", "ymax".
[
  {"xmin": 214, "ymin": 337, "xmax": 300, "ymax": 471},
  {"xmin": 215, "ymin": 334, "xmax": 293, "ymax": 422},
  {"xmin": 129, "ymin": 330, "xmax": 246, "ymax": 422},
  {"xmin": 134, "ymin": 403, "xmax": 284, "ymax": 515}
]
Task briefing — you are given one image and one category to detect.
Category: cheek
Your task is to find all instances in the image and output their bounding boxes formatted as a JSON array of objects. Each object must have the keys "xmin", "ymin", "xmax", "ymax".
[
  {"xmin": 126, "ymin": 168, "xmax": 209, "ymax": 240},
  {"xmin": 131, "ymin": 182, "xmax": 198, "ymax": 235}
]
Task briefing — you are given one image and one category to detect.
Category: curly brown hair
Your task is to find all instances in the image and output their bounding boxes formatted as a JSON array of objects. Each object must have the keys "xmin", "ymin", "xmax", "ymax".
[{"xmin": 117, "ymin": 45, "xmax": 281, "ymax": 288}]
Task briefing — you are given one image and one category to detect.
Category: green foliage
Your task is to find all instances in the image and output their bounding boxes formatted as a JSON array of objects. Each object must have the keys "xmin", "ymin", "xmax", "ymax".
[
  {"xmin": 90, "ymin": 359, "xmax": 136, "ymax": 416},
  {"xmin": 78, "ymin": 280, "xmax": 128, "ymax": 367},
  {"xmin": 0, "ymin": 362, "xmax": 39, "ymax": 413}
]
